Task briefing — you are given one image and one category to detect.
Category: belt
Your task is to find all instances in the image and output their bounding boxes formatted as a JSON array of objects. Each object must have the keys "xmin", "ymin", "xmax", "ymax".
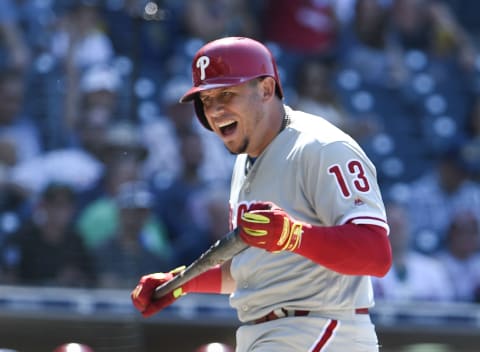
[{"xmin": 253, "ymin": 307, "xmax": 369, "ymax": 324}]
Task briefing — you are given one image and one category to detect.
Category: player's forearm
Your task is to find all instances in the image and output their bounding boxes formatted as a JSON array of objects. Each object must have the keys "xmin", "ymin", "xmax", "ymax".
[
  {"xmin": 182, "ymin": 261, "xmax": 235, "ymax": 294},
  {"xmin": 295, "ymin": 223, "xmax": 392, "ymax": 277}
]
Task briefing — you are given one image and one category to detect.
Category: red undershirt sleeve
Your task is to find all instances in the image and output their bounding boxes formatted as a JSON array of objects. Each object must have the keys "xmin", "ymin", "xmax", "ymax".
[
  {"xmin": 182, "ymin": 264, "xmax": 223, "ymax": 294},
  {"xmin": 294, "ymin": 223, "xmax": 392, "ymax": 277}
]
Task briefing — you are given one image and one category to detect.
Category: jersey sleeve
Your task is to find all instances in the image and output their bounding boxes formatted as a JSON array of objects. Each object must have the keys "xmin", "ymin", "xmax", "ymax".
[{"xmin": 301, "ymin": 140, "xmax": 388, "ymax": 231}]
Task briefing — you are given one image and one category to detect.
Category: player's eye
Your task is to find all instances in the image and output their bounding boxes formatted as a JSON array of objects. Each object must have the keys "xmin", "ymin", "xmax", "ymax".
[
  {"xmin": 220, "ymin": 91, "xmax": 233, "ymax": 100},
  {"xmin": 201, "ymin": 91, "xmax": 233, "ymax": 108},
  {"xmin": 200, "ymin": 96, "xmax": 212, "ymax": 107}
]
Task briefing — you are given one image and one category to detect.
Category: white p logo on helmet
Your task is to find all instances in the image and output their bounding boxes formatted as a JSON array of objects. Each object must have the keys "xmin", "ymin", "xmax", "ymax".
[{"xmin": 196, "ymin": 56, "xmax": 210, "ymax": 81}]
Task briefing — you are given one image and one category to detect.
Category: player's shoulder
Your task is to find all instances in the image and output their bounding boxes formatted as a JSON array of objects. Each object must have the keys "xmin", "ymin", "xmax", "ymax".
[
  {"xmin": 284, "ymin": 106, "xmax": 374, "ymax": 165},
  {"xmin": 287, "ymin": 106, "xmax": 352, "ymax": 144},
  {"xmin": 286, "ymin": 106, "xmax": 359, "ymax": 149}
]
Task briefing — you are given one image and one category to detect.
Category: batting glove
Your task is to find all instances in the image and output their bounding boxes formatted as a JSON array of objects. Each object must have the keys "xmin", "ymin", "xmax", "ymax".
[
  {"xmin": 238, "ymin": 201, "xmax": 305, "ymax": 252},
  {"xmin": 131, "ymin": 266, "xmax": 186, "ymax": 318}
]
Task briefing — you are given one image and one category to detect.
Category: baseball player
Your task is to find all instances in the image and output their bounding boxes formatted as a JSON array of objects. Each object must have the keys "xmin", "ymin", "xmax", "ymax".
[{"xmin": 131, "ymin": 37, "xmax": 392, "ymax": 351}]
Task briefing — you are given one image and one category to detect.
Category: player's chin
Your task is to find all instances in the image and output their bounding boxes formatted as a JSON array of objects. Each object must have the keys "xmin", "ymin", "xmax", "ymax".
[{"xmin": 225, "ymin": 137, "xmax": 249, "ymax": 155}]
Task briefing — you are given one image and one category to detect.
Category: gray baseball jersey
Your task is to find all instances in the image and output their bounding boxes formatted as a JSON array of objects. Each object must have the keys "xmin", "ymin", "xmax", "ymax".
[{"xmin": 228, "ymin": 106, "xmax": 388, "ymax": 323}]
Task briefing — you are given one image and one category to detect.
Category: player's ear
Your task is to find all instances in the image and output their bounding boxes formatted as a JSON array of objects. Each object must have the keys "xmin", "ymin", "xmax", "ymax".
[{"xmin": 259, "ymin": 77, "xmax": 276, "ymax": 101}]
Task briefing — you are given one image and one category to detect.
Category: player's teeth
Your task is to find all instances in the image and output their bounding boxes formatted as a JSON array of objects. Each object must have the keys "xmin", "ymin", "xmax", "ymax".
[{"xmin": 218, "ymin": 121, "xmax": 235, "ymax": 128}]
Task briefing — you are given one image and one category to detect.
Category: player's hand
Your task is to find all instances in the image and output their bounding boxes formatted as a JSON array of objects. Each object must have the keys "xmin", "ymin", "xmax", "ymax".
[
  {"xmin": 238, "ymin": 201, "xmax": 305, "ymax": 252},
  {"xmin": 131, "ymin": 266, "xmax": 185, "ymax": 318}
]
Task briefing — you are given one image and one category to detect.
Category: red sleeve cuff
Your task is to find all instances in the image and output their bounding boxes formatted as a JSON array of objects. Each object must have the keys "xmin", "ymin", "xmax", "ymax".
[{"xmin": 296, "ymin": 223, "xmax": 392, "ymax": 277}]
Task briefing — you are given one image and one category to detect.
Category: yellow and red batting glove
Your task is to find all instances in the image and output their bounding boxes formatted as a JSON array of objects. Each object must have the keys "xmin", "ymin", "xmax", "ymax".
[
  {"xmin": 238, "ymin": 201, "xmax": 307, "ymax": 252},
  {"xmin": 131, "ymin": 266, "xmax": 185, "ymax": 318}
]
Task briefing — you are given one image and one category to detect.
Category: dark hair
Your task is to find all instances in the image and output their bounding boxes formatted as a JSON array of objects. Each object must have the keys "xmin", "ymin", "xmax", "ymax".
[{"xmin": 41, "ymin": 182, "xmax": 75, "ymax": 202}]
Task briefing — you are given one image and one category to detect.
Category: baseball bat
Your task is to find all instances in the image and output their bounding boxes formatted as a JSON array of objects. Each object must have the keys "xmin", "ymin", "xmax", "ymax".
[{"xmin": 153, "ymin": 228, "xmax": 248, "ymax": 299}]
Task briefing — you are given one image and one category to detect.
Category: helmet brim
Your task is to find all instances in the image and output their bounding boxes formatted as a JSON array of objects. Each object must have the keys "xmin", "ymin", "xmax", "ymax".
[{"xmin": 179, "ymin": 77, "xmax": 255, "ymax": 103}]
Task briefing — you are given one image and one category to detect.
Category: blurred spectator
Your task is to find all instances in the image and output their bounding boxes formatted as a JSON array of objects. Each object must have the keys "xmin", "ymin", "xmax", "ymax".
[
  {"xmin": 405, "ymin": 141, "xmax": 480, "ymax": 253},
  {"xmin": 291, "ymin": 57, "xmax": 379, "ymax": 142},
  {"xmin": 70, "ymin": 104, "xmax": 115, "ymax": 163},
  {"xmin": 101, "ymin": 0, "xmax": 175, "ymax": 78},
  {"xmin": 372, "ymin": 201, "xmax": 453, "ymax": 302},
  {"xmin": 387, "ymin": 1, "xmax": 477, "ymax": 150},
  {"xmin": 51, "ymin": 2, "xmax": 114, "ymax": 72},
  {"xmin": 443, "ymin": 0, "xmax": 480, "ymax": 46},
  {"xmin": 0, "ymin": 182, "xmax": 96, "ymax": 287},
  {"xmin": 142, "ymin": 76, "xmax": 234, "ymax": 186},
  {"xmin": 9, "ymin": 104, "xmax": 114, "ymax": 197},
  {"xmin": 464, "ymin": 95, "xmax": 480, "ymax": 163},
  {"xmin": 203, "ymin": 184, "xmax": 231, "ymax": 243},
  {"xmin": 254, "ymin": 0, "xmax": 340, "ymax": 89},
  {"xmin": 154, "ymin": 128, "xmax": 217, "ymax": 266},
  {"xmin": 50, "ymin": 1, "xmax": 115, "ymax": 131},
  {"xmin": 0, "ymin": 68, "xmax": 38, "ymax": 224},
  {"xmin": 0, "ymin": 68, "xmax": 42, "ymax": 164},
  {"xmin": 190, "ymin": 182, "xmax": 231, "ymax": 244},
  {"xmin": 0, "ymin": 164, "xmax": 29, "ymax": 237},
  {"xmin": 429, "ymin": 1, "xmax": 478, "ymax": 70},
  {"xmin": 337, "ymin": 0, "xmax": 408, "ymax": 88},
  {"xmin": 0, "ymin": 0, "xmax": 31, "ymax": 71},
  {"xmin": 436, "ymin": 210, "xmax": 480, "ymax": 302},
  {"xmin": 141, "ymin": 77, "xmax": 192, "ymax": 183},
  {"xmin": 292, "ymin": 58, "xmax": 347, "ymax": 127},
  {"xmin": 163, "ymin": 0, "xmax": 259, "ymax": 80},
  {"xmin": 181, "ymin": 0, "xmax": 258, "ymax": 43},
  {"xmin": 390, "ymin": 0, "xmax": 477, "ymax": 71},
  {"xmin": 0, "ymin": 67, "xmax": 44, "ymax": 236},
  {"xmin": 76, "ymin": 120, "xmax": 148, "ymax": 211},
  {"xmin": 388, "ymin": 0, "xmax": 476, "ymax": 134},
  {"xmin": 79, "ymin": 64, "xmax": 121, "ymax": 115},
  {"xmin": 158, "ymin": 76, "xmax": 199, "ymax": 135},
  {"xmin": 258, "ymin": 0, "xmax": 339, "ymax": 56},
  {"xmin": 465, "ymin": 94, "xmax": 480, "ymax": 139},
  {"xmin": 461, "ymin": 139, "xmax": 480, "ymax": 182},
  {"xmin": 93, "ymin": 181, "xmax": 174, "ymax": 289},
  {"xmin": 75, "ymin": 121, "xmax": 150, "ymax": 248},
  {"xmin": 460, "ymin": 95, "xmax": 480, "ymax": 181}
]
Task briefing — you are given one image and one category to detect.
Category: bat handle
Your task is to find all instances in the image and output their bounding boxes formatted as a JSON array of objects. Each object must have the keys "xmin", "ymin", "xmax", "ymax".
[{"xmin": 152, "ymin": 228, "xmax": 247, "ymax": 300}]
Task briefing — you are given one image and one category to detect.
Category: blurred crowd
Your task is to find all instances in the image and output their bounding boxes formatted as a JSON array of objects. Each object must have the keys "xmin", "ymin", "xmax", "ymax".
[{"xmin": 0, "ymin": 0, "xmax": 478, "ymax": 306}]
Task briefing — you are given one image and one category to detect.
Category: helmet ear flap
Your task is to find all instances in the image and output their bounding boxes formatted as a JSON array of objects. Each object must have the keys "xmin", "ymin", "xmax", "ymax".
[{"xmin": 193, "ymin": 95, "xmax": 212, "ymax": 130}]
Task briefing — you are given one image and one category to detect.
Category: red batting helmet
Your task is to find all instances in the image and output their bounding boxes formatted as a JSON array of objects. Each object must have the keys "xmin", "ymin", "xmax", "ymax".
[
  {"xmin": 180, "ymin": 36, "xmax": 284, "ymax": 130},
  {"xmin": 53, "ymin": 343, "xmax": 94, "ymax": 352},
  {"xmin": 194, "ymin": 342, "xmax": 235, "ymax": 352}
]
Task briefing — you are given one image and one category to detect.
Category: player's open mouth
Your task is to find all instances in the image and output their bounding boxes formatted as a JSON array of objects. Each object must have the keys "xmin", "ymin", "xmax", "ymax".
[{"xmin": 218, "ymin": 120, "xmax": 238, "ymax": 137}]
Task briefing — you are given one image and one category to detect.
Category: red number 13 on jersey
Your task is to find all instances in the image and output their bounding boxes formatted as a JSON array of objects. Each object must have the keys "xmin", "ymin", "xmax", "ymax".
[{"xmin": 328, "ymin": 160, "xmax": 371, "ymax": 198}]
